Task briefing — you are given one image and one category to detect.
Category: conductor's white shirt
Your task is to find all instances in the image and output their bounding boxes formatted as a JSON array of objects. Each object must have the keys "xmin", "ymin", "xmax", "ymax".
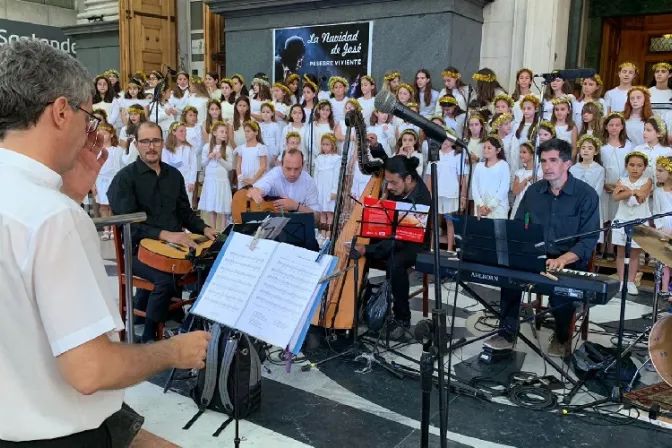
[
  {"xmin": 254, "ymin": 166, "xmax": 321, "ymax": 212},
  {"xmin": 0, "ymin": 149, "xmax": 124, "ymax": 442}
]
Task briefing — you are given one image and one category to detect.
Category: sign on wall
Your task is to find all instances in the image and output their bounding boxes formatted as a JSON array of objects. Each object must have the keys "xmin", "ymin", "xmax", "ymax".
[
  {"xmin": 273, "ymin": 21, "xmax": 373, "ymax": 90},
  {"xmin": 0, "ymin": 19, "xmax": 76, "ymax": 55}
]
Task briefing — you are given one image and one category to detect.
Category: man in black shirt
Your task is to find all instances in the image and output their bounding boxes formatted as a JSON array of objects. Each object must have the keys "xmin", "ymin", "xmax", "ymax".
[
  {"xmin": 108, "ymin": 121, "xmax": 216, "ymax": 342},
  {"xmin": 485, "ymin": 139, "xmax": 600, "ymax": 357},
  {"xmin": 354, "ymin": 156, "xmax": 432, "ymax": 339}
]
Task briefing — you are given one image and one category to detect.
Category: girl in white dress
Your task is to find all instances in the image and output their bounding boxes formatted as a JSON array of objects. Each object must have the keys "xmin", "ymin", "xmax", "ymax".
[
  {"xmin": 285, "ymin": 73, "xmax": 300, "ymax": 104},
  {"xmin": 181, "ymin": 106, "xmax": 204, "ymax": 171},
  {"xmin": 438, "ymin": 95, "xmax": 466, "ymax": 138},
  {"xmin": 382, "ymin": 70, "xmax": 401, "ymax": 95},
  {"xmin": 120, "ymin": 79, "xmax": 149, "ymax": 126},
  {"xmin": 466, "ymin": 113, "xmax": 487, "ymax": 164},
  {"xmin": 93, "ymin": 123, "xmax": 124, "ymax": 240},
  {"xmin": 578, "ymin": 101, "xmax": 604, "ymax": 138},
  {"xmin": 512, "ymin": 68, "xmax": 535, "ymax": 123},
  {"xmin": 92, "ymin": 75, "xmax": 120, "ymax": 127},
  {"xmin": 472, "ymin": 68, "xmax": 507, "ymax": 116},
  {"xmin": 570, "ymin": 135, "xmax": 606, "ymax": 242},
  {"xmin": 148, "ymin": 84, "xmax": 178, "ymax": 139},
  {"xmin": 272, "ymin": 82, "xmax": 292, "ymax": 123},
  {"xmin": 368, "ymin": 109, "xmax": 395, "ymax": 157},
  {"xmin": 605, "ymin": 62, "xmax": 638, "ymax": 113},
  {"xmin": 313, "ymin": 133, "xmax": 342, "ymax": 240},
  {"xmin": 119, "ymin": 104, "xmax": 146, "ymax": 165},
  {"xmin": 472, "ymin": 136, "xmax": 511, "ymax": 219},
  {"xmin": 573, "ymin": 74, "xmax": 606, "ymax": 132},
  {"xmin": 612, "ymin": 151, "xmax": 652, "ymax": 295},
  {"xmin": 282, "ymin": 104, "xmax": 309, "ymax": 162},
  {"xmin": 259, "ymin": 102, "xmax": 283, "ymax": 168},
  {"xmin": 395, "ymin": 129, "xmax": 424, "ymax": 177},
  {"xmin": 357, "ymin": 75, "xmax": 376, "ymax": 126},
  {"xmin": 312, "ymin": 100, "xmax": 336, "ymax": 168},
  {"xmin": 426, "ymin": 132, "xmax": 468, "ymax": 251},
  {"xmin": 624, "ymin": 86, "xmax": 652, "ymax": 147},
  {"xmin": 250, "ymin": 74, "xmax": 273, "ymax": 122},
  {"xmin": 199, "ymin": 121, "xmax": 234, "ymax": 230},
  {"xmin": 187, "ymin": 76, "xmax": 210, "ymax": 127},
  {"xmin": 542, "ymin": 74, "xmax": 575, "ymax": 121},
  {"xmin": 168, "ymin": 71, "xmax": 191, "ymax": 118},
  {"xmin": 550, "ymin": 95, "xmax": 578, "ymax": 152},
  {"xmin": 329, "ymin": 76, "xmax": 350, "ymax": 124},
  {"xmin": 202, "ymin": 99, "xmax": 223, "ymax": 144},
  {"xmin": 634, "ymin": 117, "xmax": 672, "ymax": 181},
  {"xmin": 649, "ymin": 62, "xmax": 672, "ymax": 105},
  {"xmin": 510, "ymin": 142, "xmax": 540, "ymax": 218},
  {"xmin": 491, "ymin": 112, "xmax": 519, "ymax": 181},
  {"xmin": 230, "ymin": 97, "xmax": 251, "ymax": 150},
  {"xmin": 163, "ymin": 121, "xmax": 198, "ymax": 204},
  {"xmin": 653, "ymin": 156, "xmax": 672, "ymax": 298},
  {"xmin": 219, "ymin": 78, "xmax": 236, "ymax": 122},
  {"xmin": 436, "ymin": 67, "xmax": 471, "ymax": 114},
  {"xmin": 235, "ymin": 120, "xmax": 268, "ymax": 188},
  {"xmin": 514, "ymin": 94, "xmax": 540, "ymax": 145},
  {"xmin": 301, "ymin": 75, "xmax": 318, "ymax": 121}
]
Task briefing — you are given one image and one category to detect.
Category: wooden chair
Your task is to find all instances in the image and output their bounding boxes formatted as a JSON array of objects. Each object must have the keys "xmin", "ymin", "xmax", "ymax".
[{"xmin": 112, "ymin": 226, "xmax": 195, "ymax": 342}]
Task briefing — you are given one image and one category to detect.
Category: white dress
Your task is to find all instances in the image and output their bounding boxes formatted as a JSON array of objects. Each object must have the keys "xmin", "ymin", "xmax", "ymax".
[
  {"xmin": 185, "ymin": 126, "xmax": 204, "ymax": 170},
  {"xmin": 510, "ymin": 167, "xmax": 542, "ymax": 219},
  {"xmin": 554, "ymin": 124, "xmax": 574, "ymax": 146},
  {"xmin": 604, "ymin": 87, "xmax": 629, "ymax": 113},
  {"xmin": 272, "ymin": 101, "xmax": 288, "ymax": 125},
  {"xmin": 572, "ymin": 98, "xmax": 607, "ymax": 133},
  {"xmin": 612, "ymin": 176, "xmax": 651, "ymax": 248},
  {"xmin": 220, "ymin": 101, "xmax": 235, "ymax": 122},
  {"xmin": 188, "ymin": 95, "xmax": 210, "ymax": 127},
  {"xmin": 168, "ymin": 89, "xmax": 190, "ymax": 117},
  {"xmin": 443, "ymin": 114, "xmax": 466, "ymax": 139},
  {"xmin": 435, "ymin": 150, "xmax": 469, "ymax": 214},
  {"xmin": 601, "ymin": 142, "xmax": 632, "ymax": 221},
  {"xmin": 119, "ymin": 98, "xmax": 149, "ymax": 125},
  {"xmin": 625, "ymin": 119, "xmax": 645, "ymax": 147},
  {"xmin": 653, "ymin": 187, "xmax": 672, "ymax": 232},
  {"xmin": 502, "ymin": 133, "xmax": 520, "ymax": 181},
  {"xmin": 635, "ymin": 143, "xmax": 672, "ymax": 180},
  {"xmin": 329, "ymin": 97, "xmax": 348, "ymax": 124},
  {"xmin": 236, "ymin": 143, "xmax": 268, "ymax": 188},
  {"xmin": 350, "ymin": 147, "xmax": 372, "ymax": 199},
  {"xmin": 514, "ymin": 122, "xmax": 533, "ymax": 145},
  {"xmin": 281, "ymin": 123, "xmax": 309, "ymax": 163},
  {"xmin": 357, "ymin": 96, "xmax": 375, "ymax": 126},
  {"xmin": 259, "ymin": 121, "xmax": 283, "ymax": 167},
  {"xmin": 542, "ymin": 94, "xmax": 576, "ymax": 121},
  {"xmin": 93, "ymin": 98, "xmax": 120, "ymax": 127},
  {"xmin": 162, "ymin": 144, "xmax": 198, "ymax": 203},
  {"xmin": 436, "ymin": 87, "xmax": 470, "ymax": 114},
  {"xmin": 95, "ymin": 146, "xmax": 124, "ymax": 205},
  {"xmin": 472, "ymin": 159, "xmax": 511, "ymax": 219},
  {"xmin": 313, "ymin": 153, "xmax": 341, "ymax": 212},
  {"xmin": 148, "ymin": 102, "xmax": 175, "ymax": 138},
  {"xmin": 570, "ymin": 161, "xmax": 606, "ymax": 228},
  {"xmin": 649, "ymin": 87, "xmax": 672, "ymax": 105},
  {"xmin": 198, "ymin": 144, "xmax": 234, "ymax": 214},
  {"xmin": 313, "ymin": 122, "xmax": 335, "ymax": 159},
  {"xmin": 232, "ymin": 123, "xmax": 247, "ymax": 148}
]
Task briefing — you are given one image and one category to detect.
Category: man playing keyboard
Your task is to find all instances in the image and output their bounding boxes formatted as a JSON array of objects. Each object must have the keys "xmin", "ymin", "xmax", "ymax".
[{"xmin": 484, "ymin": 139, "xmax": 600, "ymax": 357}]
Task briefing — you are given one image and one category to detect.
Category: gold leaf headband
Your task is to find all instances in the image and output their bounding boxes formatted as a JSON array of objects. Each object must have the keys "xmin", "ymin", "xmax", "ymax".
[
  {"xmin": 285, "ymin": 73, "xmax": 300, "ymax": 84},
  {"xmin": 492, "ymin": 112, "xmax": 514, "ymax": 130},
  {"xmin": 273, "ymin": 82, "xmax": 291, "ymax": 96},
  {"xmin": 232, "ymin": 74, "xmax": 245, "ymax": 84},
  {"xmin": 652, "ymin": 115, "xmax": 668, "ymax": 135},
  {"xmin": 384, "ymin": 71, "xmax": 401, "ymax": 81},
  {"xmin": 628, "ymin": 85, "xmax": 651, "ymax": 98},
  {"xmin": 207, "ymin": 98, "xmax": 222, "ymax": 109},
  {"xmin": 244, "ymin": 120, "xmax": 260, "ymax": 132},
  {"xmin": 583, "ymin": 100, "xmax": 604, "ymax": 114},
  {"xmin": 400, "ymin": 129, "xmax": 419, "ymax": 140},
  {"xmin": 190, "ymin": 75, "xmax": 204, "ymax": 85},
  {"xmin": 520, "ymin": 141, "xmax": 536, "ymax": 154},
  {"xmin": 577, "ymin": 134, "xmax": 603, "ymax": 151},
  {"xmin": 182, "ymin": 106, "xmax": 198, "ymax": 115},
  {"xmin": 657, "ymin": 156, "xmax": 672, "ymax": 173},
  {"xmin": 619, "ymin": 62, "xmax": 639, "ymax": 74},
  {"xmin": 321, "ymin": 133, "xmax": 337, "ymax": 145},
  {"xmin": 551, "ymin": 95, "xmax": 573, "ymax": 106},
  {"xmin": 398, "ymin": 83, "xmax": 415, "ymax": 96},
  {"xmin": 104, "ymin": 69, "xmax": 120, "ymax": 78},
  {"xmin": 97, "ymin": 122, "xmax": 115, "ymax": 134},
  {"xmin": 439, "ymin": 95, "xmax": 458, "ymax": 107},
  {"xmin": 134, "ymin": 71, "xmax": 147, "ymax": 82},
  {"xmin": 127, "ymin": 105, "xmax": 145, "ymax": 115},
  {"xmin": 653, "ymin": 62, "xmax": 672, "ymax": 72},
  {"xmin": 302, "ymin": 76, "xmax": 318, "ymax": 91},
  {"xmin": 210, "ymin": 120, "xmax": 228, "ymax": 133},
  {"xmin": 285, "ymin": 131, "xmax": 302, "ymax": 142},
  {"xmin": 346, "ymin": 98, "xmax": 362, "ymax": 112},
  {"xmin": 473, "ymin": 72, "xmax": 497, "ymax": 83},
  {"xmin": 521, "ymin": 93, "xmax": 540, "ymax": 108},
  {"xmin": 317, "ymin": 99, "xmax": 331, "ymax": 108},
  {"xmin": 469, "ymin": 112, "xmax": 485, "ymax": 124},
  {"xmin": 169, "ymin": 121, "xmax": 186, "ymax": 133},
  {"xmin": 406, "ymin": 102, "xmax": 419, "ymax": 109},
  {"xmin": 441, "ymin": 70, "xmax": 461, "ymax": 79},
  {"xmin": 493, "ymin": 93, "xmax": 514, "ymax": 108},
  {"xmin": 220, "ymin": 78, "xmax": 234, "ymax": 89},
  {"xmin": 261, "ymin": 101, "xmax": 276, "ymax": 113},
  {"xmin": 487, "ymin": 134, "xmax": 504, "ymax": 148},
  {"xmin": 604, "ymin": 111, "xmax": 625, "ymax": 123},
  {"xmin": 92, "ymin": 108, "xmax": 108, "ymax": 120},
  {"xmin": 328, "ymin": 76, "xmax": 348, "ymax": 92},
  {"xmin": 127, "ymin": 80, "xmax": 142, "ymax": 89},
  {"xmin": 538, "ymin": 121, "xmax": 557, "ymax": 137},
  {"xmin": 626, "ymin": 151, "xmax": 648, "ymax": 163},
  {"xmin": 361, "ymin": 75, "xmax": 376, "ymax": 85},
  {"xmin": 592, "ymin": 74, "xmax": 604, "ymax": 86}
]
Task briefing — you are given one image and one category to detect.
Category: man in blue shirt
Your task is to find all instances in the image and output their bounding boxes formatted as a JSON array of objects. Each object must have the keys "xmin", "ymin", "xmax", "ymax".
[{"xmin": 485, "ymin": 139, "xmax": 600, "ymax": 357}]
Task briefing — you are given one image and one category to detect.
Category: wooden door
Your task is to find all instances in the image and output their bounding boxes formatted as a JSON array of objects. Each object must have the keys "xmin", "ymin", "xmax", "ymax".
[
  {"xmin": 599, "ymin": 18, "xmax": 622, "ymax": 91},
  {"xmin": 119, "ymin": 0, "xmax": 177, "ymax": 87},
  {"xmin": 204, "ymin": 4, "xmax": 225, "ymax": 77}
]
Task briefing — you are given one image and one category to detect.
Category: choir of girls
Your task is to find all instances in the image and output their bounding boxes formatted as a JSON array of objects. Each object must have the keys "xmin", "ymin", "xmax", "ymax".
[{"xmin": 91, "ymin": 63, "xmax": 672, "ymax": 299}]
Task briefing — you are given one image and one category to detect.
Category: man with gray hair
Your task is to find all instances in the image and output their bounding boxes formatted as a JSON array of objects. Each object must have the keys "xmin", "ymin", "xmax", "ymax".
[{"xmin": 0, "ymin": 41, "xmax": 210, "ymax": 445}]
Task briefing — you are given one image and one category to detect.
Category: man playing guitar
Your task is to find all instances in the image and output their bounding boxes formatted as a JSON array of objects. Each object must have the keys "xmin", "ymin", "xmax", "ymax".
[{"xmin": 108, "ymin": 121, "xmax": 217, "ymax": 343}]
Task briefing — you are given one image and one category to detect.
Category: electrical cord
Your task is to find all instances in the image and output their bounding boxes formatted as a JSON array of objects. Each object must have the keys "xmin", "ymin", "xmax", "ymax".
[{"xmin": 508, "ymin": 383, "xmax": 558, "ymax": 410}]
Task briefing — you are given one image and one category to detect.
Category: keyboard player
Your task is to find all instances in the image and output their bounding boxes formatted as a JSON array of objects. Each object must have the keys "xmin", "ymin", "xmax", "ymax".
[{"xmin": 484, "ymin": 139, "xmax": 600, "ymax": 357}]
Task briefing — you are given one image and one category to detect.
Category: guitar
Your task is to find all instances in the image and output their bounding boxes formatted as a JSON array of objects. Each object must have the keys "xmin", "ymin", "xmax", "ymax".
[
  {"xmin": 138, "ymin": 234, "xmax": 213, "ymax": 275},
  {"xmin": 231, "ymin": 188, "xmax": 281, "ymax": 223}
]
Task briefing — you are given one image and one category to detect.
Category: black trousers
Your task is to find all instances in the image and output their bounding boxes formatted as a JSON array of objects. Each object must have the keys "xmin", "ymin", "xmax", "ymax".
[
  {"xmin": 131, "ymin": 256, "xmax": 182, "ymax": 323},
  {"xmin": 0, "ymin": 426, "xmax": 112, "ymax": 448}
]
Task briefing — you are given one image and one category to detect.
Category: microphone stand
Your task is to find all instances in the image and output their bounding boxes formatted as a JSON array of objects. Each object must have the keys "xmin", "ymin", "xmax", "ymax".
[{"xmin": 150, "ymin": 70, "xmax": 169, "ymax": 126}]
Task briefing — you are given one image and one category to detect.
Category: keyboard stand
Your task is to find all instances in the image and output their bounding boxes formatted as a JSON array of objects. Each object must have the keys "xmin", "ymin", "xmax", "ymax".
[{"xmin": 450, "ymin": 281, "xmax": 578, "ymax": 386}]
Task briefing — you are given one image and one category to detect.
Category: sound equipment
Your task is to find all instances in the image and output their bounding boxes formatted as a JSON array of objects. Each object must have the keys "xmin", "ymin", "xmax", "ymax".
[{"xmin": 138, "ymin": 234, "xmax": 213, "ymax": 275}]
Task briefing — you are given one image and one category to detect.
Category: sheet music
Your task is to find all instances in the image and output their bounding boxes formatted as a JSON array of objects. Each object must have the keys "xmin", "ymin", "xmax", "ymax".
[
  {"xmin": 236, "ymin": 244, "xmax": 333, "ymax": 349},
  {"xmin": 192, "ymin": 233, "xmax": 276, "ymax": 327}
]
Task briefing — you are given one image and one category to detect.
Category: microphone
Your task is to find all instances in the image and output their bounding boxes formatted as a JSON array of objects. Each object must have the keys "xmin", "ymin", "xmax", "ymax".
[
  {"xmin": 374, "ymin": 90, "xmax": 467, "ymax": 149},
  {"xmin": 535, "ymin": 68, "xmax": 596, "ymax": 81},
  {"xmin": 165, "ymin": 65, "xmax": 178, "ymax": 76}
]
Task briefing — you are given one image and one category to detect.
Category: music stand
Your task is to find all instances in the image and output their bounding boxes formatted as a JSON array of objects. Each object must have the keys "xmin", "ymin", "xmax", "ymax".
[{"xmin": 242, "ymin": 212, "xmax": 319, "ymax": 251}]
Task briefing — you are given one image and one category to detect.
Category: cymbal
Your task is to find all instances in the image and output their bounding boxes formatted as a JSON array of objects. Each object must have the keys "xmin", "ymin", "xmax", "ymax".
[
  {"xmin": 632, "ymin": 225, "xmax": 672, "ymax": 266},
  {"xmin": 649, "ymin": 314, "xmax": 672, "ymax": 387}
]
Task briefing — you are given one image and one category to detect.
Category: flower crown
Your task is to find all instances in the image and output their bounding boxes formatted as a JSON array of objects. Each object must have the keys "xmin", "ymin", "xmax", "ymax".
[
  {"xmin": 592, "ymin": 74, "xmax": 604, "ymax": 86},
  {"xmin": 619, "ymin": 62, "xmax": 639, "ymax": 74},
  {"xmin": 285, "ymin": 73, "xmax": 300, "ymax": 84},
  {"xmin": 520, "ymin": 141, "xmax": 536, "ymax": 154},
  {"xmin": 491, "ymin": 112, "xmax": 514, "ymax": 130},
  {"xmin": 191, "ymin": 75, "xmax": 205, "ymax": 85},
  {"xmin": 384, "ymin": 71, "xmax": 401, "ymax": 81},
  {"xmin": 361, "ymin": 75, "xmax": 376, "ymax": 85},
  {"xmin": 406, "ymin": 102, "xmax": 419, "ymax": 109},
  {"xmin": 328, "ymin": 76, "xmax": 348, "ymax": 92},
  {"xmin": 133, "ymin": 71, "xmax": 147, "ymax": 82},
  {"xmin": 316, "ymin": 99, "xmax": 331, "ymax": 108},
  {"xmin": 604, "ymin": 111, "xmax": 625, "ymax": 123},
  {"xmin": 652, "ymin": 116, "xmax": 668, "ymax": 135},
  {"xmin": 321, "ymin": 133, "xmax": 337, "ymax": 145},
  {"xmin": 473, "ymin": 72, "xmax": 497, "ymax": 83},
  {"xmin": 397, "ymin": 83, "xmax": 415, "ymax": 96},
  {"xmin": 551, "ymin": 95, "xmax": 573, "ymax": 106},
  {"xmin": 98, "ymin": 122, "xmax": 115, "ymax": 134},
  {"xmin": 653, "ymin": 62, "xmax": 672, "ymax": 72},
  {"xmin": 220, "ymin": 78, "xmax": 234, "ymax": 88},
  {"xmin": 127, "ymin": 79, "xmax": 142, "ymax": 88},
  {"xmin": 232, "ymin": 74, "xmax": 245, "ymax": 84},
  {"xmin": 400, "ymin": 129, "xmax": 419, "ymax": 140},
  {"xmin": 127, "ymin": 105, "xmax": 145, "ymax": 115},
  {"xmin": 182, "ymin": 106, "xmax": 198, "ymax": 116},
  {"xmin": 285, "ymin": 131, "xmax": 302, "ymax": 142},
  {"xmin": 273, "ymin": 82, "xmax": 291, "ymax": 96},
  {"xmin": 207, "ymin": 98, "xmax": 222, "ymax": 109},
  {"xmin": 521, "ymin": 93, "xmax": 540, "ymax": 108},
  {"xmin": 302, "ymin": 75, "xmax": 318, "ymax": 91},
  {"xmin": 538, "ymin": 121, "xmax": 556, "ymax": 137},
  {"xmin": 577, "ymin": 134, "xmax": 602, "ymax": 151},
  {"xmin": 169, "ymin": 121, "xmax": 186, "ymax": 133},
  {"xmin": 346, "ymin": 98, "xmax": 362, "ymax": 112},
  {"xmin": 469, "ymin": 112, "xmax": 486, "ymax": 124},
  {"xmin": 583, "ymin": 100, "xmax": 604, "ymax": 114},
  {"xmin": 628, "ymin": 85, "xmax": 651, "ymax": 98},
  {"xmin": 657, "ymin": 156, "xmax": 672, "ymax": 173},
  {"xmin": 244, "ymin": 120, "xmax": 260, "ymax": 132},
  {"xmin": 487, "ymin": 134, "xmax": 504, "ymax": 148},
  {"xmin": 493, "ymin": 93, "xmax": 514, "ymax": 108},
  {"xmin": 261, "ymin": 101, "xmax": 276, "ymax": 113},
  {"xmin": 92, "ymin": 108, "xmax": 108, "ymax": 120},
  {"xmin": 439, "ymin": 95, "xmax": 458, "ymax": 107},
  {"xmin": 104, "ymin": 69, "xmax": 120, "ymax": 78},
  {"xmin": 441, "ymin": 70, "xmax": 461, "ymax": 79},
  {"xmin": 210, "ymin": 120, "xmax": 228, "ymax": 133},
  {"xmin": 626, "ymin": 151, "xmax": 648, "ymax": 163},
  {"xmin": 252, "ymin": 76, "xmax": 270, "ymax": 87}
]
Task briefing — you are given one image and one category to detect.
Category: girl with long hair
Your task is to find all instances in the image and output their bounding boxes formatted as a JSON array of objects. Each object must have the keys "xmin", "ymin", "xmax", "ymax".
[{"xmin": 414, "ymin": 69, "xmax": 439, "ymax": 118}]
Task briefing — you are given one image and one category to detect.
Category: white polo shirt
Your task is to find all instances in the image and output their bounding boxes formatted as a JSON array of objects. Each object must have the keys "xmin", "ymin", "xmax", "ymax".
[{"xmin": 0, "ymin": 149, "xmax": 125, "ymax": 442}]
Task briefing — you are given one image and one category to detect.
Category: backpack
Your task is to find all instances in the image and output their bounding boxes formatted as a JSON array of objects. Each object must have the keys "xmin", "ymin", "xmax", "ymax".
[{"xmin": 184, "ymin": 324, "xmax": 263, "ymax": 436}]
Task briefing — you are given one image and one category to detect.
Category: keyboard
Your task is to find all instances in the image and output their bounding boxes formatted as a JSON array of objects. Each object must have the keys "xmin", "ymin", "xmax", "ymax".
[{"xmin": 415, "ymin": 251, "xmax": 620, "ymax": 305}]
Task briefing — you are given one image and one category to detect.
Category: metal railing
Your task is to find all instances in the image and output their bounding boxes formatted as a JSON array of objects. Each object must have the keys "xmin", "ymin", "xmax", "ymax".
[{"xmin": 93, "ymin": 212, "xmax": 147, "ymax": 344}]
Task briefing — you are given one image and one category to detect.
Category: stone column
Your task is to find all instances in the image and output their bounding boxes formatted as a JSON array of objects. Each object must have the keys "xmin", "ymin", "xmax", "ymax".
[{"xmin": 77, "ymin": 0, "xmax": 119, "ymax": 24}]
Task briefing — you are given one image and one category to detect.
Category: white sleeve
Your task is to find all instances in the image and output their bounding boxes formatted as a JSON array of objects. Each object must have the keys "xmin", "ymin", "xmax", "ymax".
[
  {"xmin": 435, "ymin": 88, "xmax": 446, "ymax": 115},
  {"xmin": 304, "ymin": 177, "xmax": 321, "ymax": 211},
  {"xmin": 331, "ymin": 157, "xmax": 341, "ymax": 195},
  {"xmin": 253, "ymin": 167, "xmax": 279, "ymax": 194},
  {"xmin": 188, "ymin": 148, "xmax": 197, "ymax": 185},
  {"xmin": 219, "ymin": 146, "xmax": 234, "ymax": 171},
  {"xmin": 595, "ymin": 166, "xmax": 605, "ymax": 200},
  {"xmin": 508, "ymin": 138, "xmax": 520, "ymax": 182},
  {"xmin": 471, "ymin": 164, "xmax": 483, "ymax": 207},
  {"xmin": 108, "ymin": 98, "xmax": 120, "ymax": 126},
  {"xmin": 34, "ymin": 210, "xmax": 119, "ymax": 356},
  {"xmin": 201, "ymin": 144, "xmax": 210, "ymax": 167},
  {"xmin": 489, "ymin": 163, "xmax": 511, "ymax": 209}
]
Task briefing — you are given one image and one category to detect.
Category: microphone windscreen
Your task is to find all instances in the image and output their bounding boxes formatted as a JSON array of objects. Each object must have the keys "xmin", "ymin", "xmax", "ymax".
[{"xmin": 374, "ymin": 90, "xmax": 397, "ymax": 115}]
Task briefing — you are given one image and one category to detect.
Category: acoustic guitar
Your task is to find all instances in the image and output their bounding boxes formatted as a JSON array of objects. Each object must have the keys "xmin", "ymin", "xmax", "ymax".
[
  {"xmin": 231, "ymin": 188, "xmax": 281, "ymax": 224},
  {"xmin": 138, "ymin": 234, "xmax": 213, "ymax": 275}
]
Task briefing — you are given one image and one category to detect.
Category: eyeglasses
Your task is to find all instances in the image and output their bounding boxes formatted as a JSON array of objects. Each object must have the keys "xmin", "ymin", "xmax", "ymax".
[
  {"xmin": 45, "ymin": 101, "xmax": 101, "ymax": 134},
  {"xmin": 137, "ymin": 138, "xmax": 164, "ymax": 148}
]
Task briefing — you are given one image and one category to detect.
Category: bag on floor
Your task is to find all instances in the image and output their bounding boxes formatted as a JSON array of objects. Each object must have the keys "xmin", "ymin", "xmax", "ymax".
[
  {"xmin": 185, "ymin": 324, "xmax": 263, "ymax": 435},
  {"xmin": 364, "ymin": 280, "xmax": 391, "ymax": 332}
]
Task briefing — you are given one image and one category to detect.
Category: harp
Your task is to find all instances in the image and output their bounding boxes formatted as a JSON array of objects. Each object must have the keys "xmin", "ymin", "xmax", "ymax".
[{"xmin": 311, "ymin": 108, "xmax": 385, "ymax": 329}]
